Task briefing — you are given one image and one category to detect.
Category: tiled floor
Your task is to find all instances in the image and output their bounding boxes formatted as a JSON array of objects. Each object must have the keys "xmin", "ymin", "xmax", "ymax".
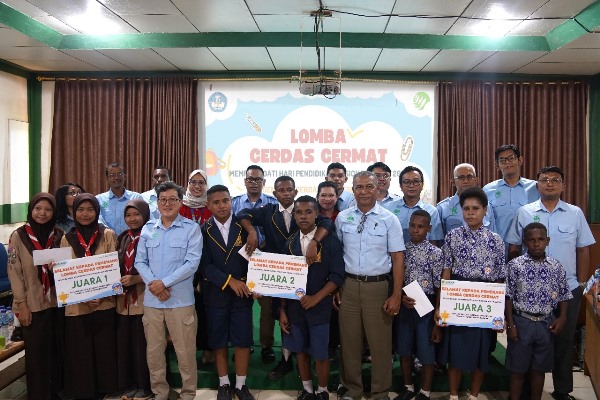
[{"xmin": 0, "ymin": 332, "xmax": 596, "ymax": 399}]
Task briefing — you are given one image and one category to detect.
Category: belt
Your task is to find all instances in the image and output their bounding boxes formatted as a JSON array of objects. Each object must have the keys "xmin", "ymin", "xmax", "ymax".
[
  {"xmin": 514, "ymin": 309, "xmax": 551, "ymax": 322},
  {"xmin": 345, "ymin": 273, "xmax": 389, "ymax": 283}
]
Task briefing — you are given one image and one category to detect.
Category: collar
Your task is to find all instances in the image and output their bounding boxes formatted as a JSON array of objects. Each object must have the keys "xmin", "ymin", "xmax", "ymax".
[
  {"xmin": 242, "ymin": 192, "xmax": 266, "ymax": 204},
  {"xmin": 352, "ymin": 203, "xmax": 380, "ymax": 216},
  {"xmin": 109, "ymin": 188, "xmax": 128, "ymax": 199},
  {"xmin": 156, "ymin": 214, "xmax": 183, "ymax": 230},
  {"xmin": 533, "ymin": 199, "xmax": 567, "ymax": 213},
  {"xmin": 300, "ymin": 227, "xmax": 317, "ymax": 241},
  {"xmin": 278, "ymin": 203, "xmax": 294, "ymax": 214},
  {"xmin": 499, "ymin": 177, "xmax": 526, "ymax": 187},
  {"xmin": 398, "ymin": 197, "xmax": 424, "ymax": 209},
  {"xmin": 522, "ymin": 252, "xmax": 548, "ymax": 263},
  {"xmin": 214, "ymin": 214, "xmax": 233, "ymax": 231}
]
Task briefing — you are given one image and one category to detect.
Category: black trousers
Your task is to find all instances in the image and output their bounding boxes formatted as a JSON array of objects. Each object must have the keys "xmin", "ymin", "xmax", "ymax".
[
  {"xmin": 64, "ymin": 308, "xmax": 117, "ymax": 398},
  {"xmin": 21, "ymin": 307, "xmax": 64, "ymax": 400},
  {"xmin": 117, "ymin": 314, "xmax": 151, "ymax": 391}
]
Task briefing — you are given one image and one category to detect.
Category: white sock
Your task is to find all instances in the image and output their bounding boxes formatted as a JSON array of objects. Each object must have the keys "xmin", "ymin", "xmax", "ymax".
[
  {"xmin": 316, "ymin": 386, "xmax": 328, "ymax": 393},
  {"xmin": 283, "ymin": 348, "xmax": 292, "ymax": 361},
  {"xmin": 406, "ymin": 384, "xmax": 414, "ymax": 392},
  {"xmin": 450, "ymin": 396, "xmax": 459, "ymax": 400},
  {"xmin": 302, "ymin": 380, "xmax": 313, "ymax": 393},
  {"xmin": 468, "ymin": 395, "xmax": 478, "ymax": 400},
  {"xmin": 235, "ymin": 375, "xmax": 246, "ymax": 390},
  {"xmin": 219, "ymin": 375, "xmax": 230, "ymax": 386},
  {"xmin": 420, "ymin": 389, "xmax": 430, "ymax": 397}
]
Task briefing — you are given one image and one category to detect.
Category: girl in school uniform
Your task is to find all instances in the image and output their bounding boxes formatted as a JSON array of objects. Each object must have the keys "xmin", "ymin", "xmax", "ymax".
[
  {"xmin": 7, "ymin": 193, "xmax": 65, "ymax": 399},
  {"xmin": 54, "ymin": 182, "xmax": 85, "ymax": 232},
  {"xmin": 60, "ymin": 193, "xmax": 119, "ymax": 399},
  {"xmin": 116, "ymin": 200, "xmax": 152, "ymax": 400},
  {"xmin": 435, "ymin": 187, "xmax": 506, "ymax": 400}
]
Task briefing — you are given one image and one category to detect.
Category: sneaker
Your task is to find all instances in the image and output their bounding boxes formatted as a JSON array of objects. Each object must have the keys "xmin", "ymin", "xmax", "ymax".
[
  {"xmin": 315, "ymin": 391, "xmax": 329, "ymax": 400},
  {"xmin": 393, "ymin": 388, "xmax": 415, "ymax": 400},
  {"xmin": 217, "ymin": 384, "xmax": 232, "ymax": 400},
  {"xmin": 104, "ymin": 391, "xmax": 124, "ymax": 400},
  {"xmin": 336, "ymin": 384, "xmax": 348, "ymax": 397},
  {"xmin": 551, "ymin": 392, "xmax": 576, "ymax": 400},
  {"xmin": 132, "ymin": 389, "xmax": 153, "ymax": 400},
  {"xmin": 415, "ymin": 392, "xmax": 430, "ymax": 400},
  {"xmin": 297, "ymin": 389, "xmax": 316, "ymax": 400},
  {"xmin": 261, "ymin": 347, "xmax": 275, "ymax": 363},
  {"xmin": 267, "ymin": 356, "xmax": 293, "ymax": 380},
  {"xmin": 233, "ymin": 385, "xmax": 255, "ymax": 400}
]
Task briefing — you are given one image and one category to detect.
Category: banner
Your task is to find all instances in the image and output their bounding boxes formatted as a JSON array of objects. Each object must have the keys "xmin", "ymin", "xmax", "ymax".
[
  {"xmin": 439, "ymin": 279, "xmax": 506, "ymax": 329},
  {"xmin": 53, "ymin": 251, "xmax": 123, "ymax": 307},
  {"xmin": 203, "ymin": 81, "xmax": 436, "ymax": 201},
  {"xmin": 247, "ymin": 250, "xmax": 308, "ymax": 299}
]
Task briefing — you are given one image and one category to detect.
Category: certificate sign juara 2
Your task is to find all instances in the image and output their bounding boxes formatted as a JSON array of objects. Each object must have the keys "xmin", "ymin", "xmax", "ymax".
[{"xmin": 247, "ymin": 250, "xmax": 308, "ymax": 299}]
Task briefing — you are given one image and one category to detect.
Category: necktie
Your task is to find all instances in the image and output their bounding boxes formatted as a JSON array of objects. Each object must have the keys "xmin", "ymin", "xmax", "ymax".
[
  {"xmin": 301, "ymin": 235, "xmax": 311, "ymax": 256},
  {"xmin": 283, "ymin": 210, "xmax": 291, "ymax": 232}
]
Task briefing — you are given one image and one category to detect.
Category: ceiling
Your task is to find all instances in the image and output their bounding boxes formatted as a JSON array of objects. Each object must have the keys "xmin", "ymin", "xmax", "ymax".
[{"xmin": 1, "ymin": 0, "xmax": 600, "ymax": 76}]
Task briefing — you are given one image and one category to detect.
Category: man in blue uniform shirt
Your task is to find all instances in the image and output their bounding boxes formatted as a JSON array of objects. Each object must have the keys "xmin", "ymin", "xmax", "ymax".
[
  {"xmin": 135, "ymin": 181, "xmax": 202, "ymax": 400},
  {"xmin": 141, "ymin": 166, "xmax": 172, "ymax": 220},
  {"xmin": 483, "ymin": 144, "xmax": 538, "ymax": 246},
  {"xmin": 96, "ymin": 162, "xmax": 143, "ymax": 235},
  {"xmin": 326, "ymin": 162, "xmax": 355, "ymax": 211},
  {"xmin": 367, "ymin": 162, "xmax": 400, "ymax": 205},
  {"xmin": 506, "ymin": 166, "xmax": 595, "ymax": 400},
  {"xmin": 437, "ymin": 163, "xmax": 496, "ymax": 237}
]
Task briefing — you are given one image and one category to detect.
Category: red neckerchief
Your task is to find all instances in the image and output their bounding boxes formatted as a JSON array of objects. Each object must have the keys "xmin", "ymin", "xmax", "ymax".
[
  {"xmin": 123, "ymin": 229, "xmax": 139, "ymax": 309},
  {"xmin": 76, "ymin": 228, "xmax": 99, "ymax": 257},
  {"xmin": 24, "ymin": 223, "xmax": 54, "ymax": 300}
]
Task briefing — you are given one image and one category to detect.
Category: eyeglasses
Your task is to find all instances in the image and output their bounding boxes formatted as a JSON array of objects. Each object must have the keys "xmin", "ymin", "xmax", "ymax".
[
  {"xmin": 401, "ymin": 179, "xmax": 423, "ymax": 187},
  {"xmin": 374, "ymin": 173, "xmax": 390, "ymax": 180},
  {"xmin": 245, "ymin": 177, "xmax": 264, "ymax": 184},
  {"xmin": 498, "ymin": 155, "xmax": 518, "ymax": 164},
  {"xmin": 188, "ymin": 180, "xmax": 207, "ymax": 186},
  {"xmin": 67, "ymin": 191, "xmax": 81, "ymax": 197},
  {"xmin": 354, "ymin": 184, "xmax": 376, "ymax": 192},
  {"xmin": 108, "ymin": 172, "xmax": 124, "ymax": 178},
  {"xmin": 158, "ymin": 197, "xmax": 181, "ymax": 205},
  {"xmin": 454, "ymin": 175, "xmax": 476, "ymax": 182},
  {"xmin": 538, "ymin": 178, "xmax": 563, "ymax": 185},
  {"xmin": 357, "ymin": 213, "xmax": 367, "ymax": 233}
]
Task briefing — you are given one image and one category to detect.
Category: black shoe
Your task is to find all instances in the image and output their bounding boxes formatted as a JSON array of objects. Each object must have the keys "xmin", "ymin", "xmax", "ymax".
[
  {"xmin": 267, "ymin": 357, "xmax": 293, "ymax": 380},
  {"xmin": 233, "ymin": 385, "xmax": 254, "ymax": 400},
  {"xmin": 551, "ymin": 392, "xmax": 575, "ymax": 400},
  {"xmin": 393, "ymin": 388, "xmax": 415, "ymax": 400},
  {"xmin": 261, "ymin": 347, "xmax": 275, "ymax": 363},
  {"xmin": 414, "ymin": 392, "xmax": 430, "ymax": 400},
  {"xmin": 336, "ymin": 384, "xmax": 348, "ymax": 397},
  {"xmin": 297, "ymin": 389, "xmax": 316, "ymax": 400},
  {"xmin": 217, "ymin": 384, "xmax": 232, "ymax": 400},
  {"xmin": 315, "ymin": 391, "xmax": 329, "ymax": 400}
]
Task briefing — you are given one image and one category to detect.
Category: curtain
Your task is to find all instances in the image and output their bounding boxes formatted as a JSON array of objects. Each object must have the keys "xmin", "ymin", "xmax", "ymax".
[
  {"xmin": 49, "ymin": 77, "xmax": 198, "ymax": 196},
  {"xmin": 438, "ymin": 80, "xmax": 589, "ymax": 215}
]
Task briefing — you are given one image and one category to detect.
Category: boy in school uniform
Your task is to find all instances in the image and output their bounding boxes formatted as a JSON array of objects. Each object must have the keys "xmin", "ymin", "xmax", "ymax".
[
  {"xmin": 279, "ymin": 195, "xmax": 345, "ymax": 400},
  {"xmin": 505, "ymin": 222, "xmax": 572, "ymax": 400},
  {"xmin": 395, "ymin": 210, "xmax": 443, "ymax": 400},
  {"xmin": 237, "ymin": 176, "xmax": 334, "ymax": 379},
  {"xmin": 200, "ymin": 185, "xmax": 255, "ymax": 400}
]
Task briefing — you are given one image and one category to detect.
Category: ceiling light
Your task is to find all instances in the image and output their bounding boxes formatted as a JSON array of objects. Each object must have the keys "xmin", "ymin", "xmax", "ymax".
[
  {"xmin": 66, "ymin": 3, "xmax": 123, "ymax": 34},
  {"xmin": 472, "ymin": 4, "xmax": 515, "ymax": 37}
]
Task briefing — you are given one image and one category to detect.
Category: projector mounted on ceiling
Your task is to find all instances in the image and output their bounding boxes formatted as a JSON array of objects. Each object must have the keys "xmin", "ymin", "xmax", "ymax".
[{"xmin": 298, "ymin": 6, "xmax": 341, "ymax": 98}]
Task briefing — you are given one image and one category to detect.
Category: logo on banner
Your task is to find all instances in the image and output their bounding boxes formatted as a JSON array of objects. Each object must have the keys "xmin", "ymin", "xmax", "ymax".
[{"xmin": 208, "ymin": 92, "xmax": 227, "ymax": 112}]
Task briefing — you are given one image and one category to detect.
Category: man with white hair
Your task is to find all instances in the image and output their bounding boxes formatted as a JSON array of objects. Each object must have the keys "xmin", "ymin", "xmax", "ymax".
[{"xmin": 437, "ymin": 163, "xmax": 496, "ymax": 236}]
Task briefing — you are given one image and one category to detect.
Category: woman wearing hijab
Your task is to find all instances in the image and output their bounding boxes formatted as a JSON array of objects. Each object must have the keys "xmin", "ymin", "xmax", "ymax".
[
  {"xmin": 7, "ymin": 193, "xmax": 65, "ymax": 400},
  {"xmin": 55, "ymin": 182, "xmax": 85, "ymax": 232},
  {"xmin": 179, "ymin": 169, "xmax": 213, "ymax": 364},
  {"xmin": 116, "ymin": 200, "xmax": 152, "ymax": 400},
  {"xmin": 60, "ymin": 193, "xmax": 119, "ymax": 399},
  {"xmin": 179, "ymin": 169, "xmax": 212, "ymax": 225}
]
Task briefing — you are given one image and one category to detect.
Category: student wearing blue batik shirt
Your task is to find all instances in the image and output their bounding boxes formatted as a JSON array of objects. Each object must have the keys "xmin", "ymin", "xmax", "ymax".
[
  {"xmin": 385, "ymin": 166, "xmax": 443, "ymax": 245},
  {"xmin": 483, "ymin": 145, "xmax": 538, "ymax": 246},
  {"xmin": 437, "ymin": 163, "xmax": 496, "ymax": 237},
  {"xmin": 96, "ymin": 162, "xmax": 143, "ymax": 235},
  {"xmin": 435, "ymin": 187, "xmax": 506, "ymax": 400},
  {"xmin": 395, "ymin": 210, "xmax": 443, "ymax": 400},
  {"xmin": 506, "ymin": 166, "xmax": 595, "ymax": 400},
  {"xmin": 141, "ymin": 166, "xmax": 172, "ymax": 220},
  {"xmin": 505, "ymin": 222, "xmax": 572, "ymax": 400},
  {"xmin": 367, "ymin": 162, "xmax": 401, "ymax": 205},
  {"xmin": 134, "ymin": 182, "xmax": 202, "ymax": 400},
  {"xmin": 326, "ymin": 162, "xmax": 355, "ymax": 211}
]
